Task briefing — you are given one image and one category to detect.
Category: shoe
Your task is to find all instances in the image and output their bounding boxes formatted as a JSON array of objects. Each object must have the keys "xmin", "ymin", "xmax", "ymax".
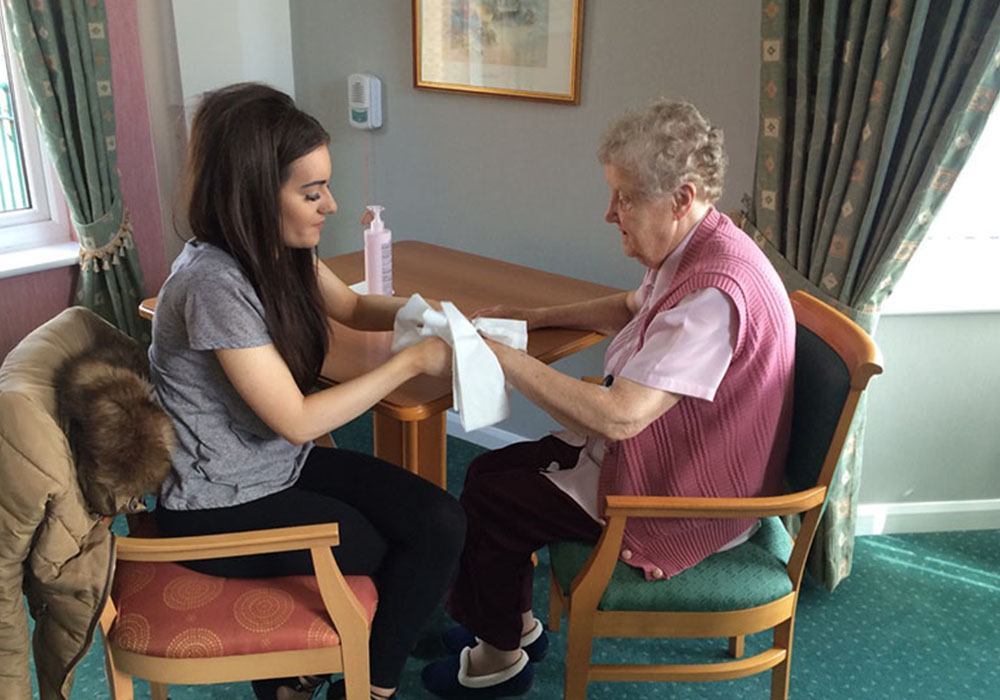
[
  {"xmin": 325, "ymin": 677, "xmax": 395, "ymax": 699},
  {"xmin": 252, "ymin": 675, "xmax": 326, "ymax": 700},
  {"xmin": 422, "ymin": 647, "xmax": 534, "ymax": 698},
  {"xmin": 441, "ymin": 619, "xmax": 548, "ymax": 663}
]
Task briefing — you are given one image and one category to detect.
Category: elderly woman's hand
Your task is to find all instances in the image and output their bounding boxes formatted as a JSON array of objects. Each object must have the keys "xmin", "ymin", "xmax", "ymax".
[
  {"xmin": 481, "ymin": 335, "xmax": 522, "ymax": 371},
  {"xmin": 481, "ymin": 335, "xmax": 511, "ymax": 356},
  {"xmin": 472, "ymin": 304, "xmax": 542, "ymax": 330}
]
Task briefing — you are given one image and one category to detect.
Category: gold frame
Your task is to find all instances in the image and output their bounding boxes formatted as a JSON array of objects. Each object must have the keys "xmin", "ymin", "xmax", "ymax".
[{"xmin": 412, "ymin": 0, "xmax": 584, "ymax": 104}]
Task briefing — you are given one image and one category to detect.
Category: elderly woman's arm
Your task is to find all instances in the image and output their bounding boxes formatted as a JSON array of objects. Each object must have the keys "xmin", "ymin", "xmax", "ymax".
[
  {"xmin": 485, "ymin": 338, "xmax": 677, "ymax": 441},
  {"xmin": 476, "ymin": 291, "xmax": 637, "ymax": 336}
]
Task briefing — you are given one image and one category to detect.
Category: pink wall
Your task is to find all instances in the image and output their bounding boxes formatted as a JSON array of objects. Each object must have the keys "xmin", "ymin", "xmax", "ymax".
[
  {"xmin": 107, "ymin": 0, "xmax": 167, "ymax": 291},
  {"xmin": 0, "ymin": 0, "xmax": 166, "ymax": 358}
]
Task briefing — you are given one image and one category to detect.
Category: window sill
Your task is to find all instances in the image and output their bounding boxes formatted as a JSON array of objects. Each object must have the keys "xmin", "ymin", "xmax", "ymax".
[
  {"xmin": 0, "ymin": 241, "xmax": 79, "ymax": 280},
  {"xmin": 881, "ymin": 305, "xmax": 1000, "ymax": 317}
]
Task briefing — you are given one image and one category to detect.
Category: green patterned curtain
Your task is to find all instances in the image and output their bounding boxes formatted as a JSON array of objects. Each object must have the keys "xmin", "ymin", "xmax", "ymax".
[
  {"xmin": 746, "ymin": 0, "xmax": 1000, "ymax": 589},
  {"xmin": 2, "ymin": 0, "xmax": 146, "ymax": 341}
]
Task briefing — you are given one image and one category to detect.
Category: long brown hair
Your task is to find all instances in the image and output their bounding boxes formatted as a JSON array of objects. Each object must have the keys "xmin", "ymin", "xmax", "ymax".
[{"xmin": 186, "ymin": 83, "xmax": 329, "ymax": 391}]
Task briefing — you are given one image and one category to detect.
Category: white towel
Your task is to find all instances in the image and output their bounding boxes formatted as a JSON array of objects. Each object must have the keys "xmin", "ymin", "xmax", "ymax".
[{"xmin": 392, "ymin": 294, "xmax": 527, "ymax": 431}]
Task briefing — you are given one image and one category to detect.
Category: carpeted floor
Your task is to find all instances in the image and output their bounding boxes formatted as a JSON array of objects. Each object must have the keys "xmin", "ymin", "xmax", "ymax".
[{"xmin": 51, "ymin": 415, "xmax": 1000, "ymax": 699}]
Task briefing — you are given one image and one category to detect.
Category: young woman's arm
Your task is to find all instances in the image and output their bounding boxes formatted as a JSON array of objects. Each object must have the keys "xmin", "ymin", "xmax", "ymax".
[
  {"xmin": 315, "ymin": 257, "xmax": 409, "ymax": 331},
  {"xmin": 215, "ymin": 336, "xmax": 450, "ymax": 445}
]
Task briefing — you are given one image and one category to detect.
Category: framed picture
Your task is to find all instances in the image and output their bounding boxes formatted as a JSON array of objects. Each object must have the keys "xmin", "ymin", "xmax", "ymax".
[{"xmin": 412, "ymin": 0, "xmax": 584, "ymax": 104}]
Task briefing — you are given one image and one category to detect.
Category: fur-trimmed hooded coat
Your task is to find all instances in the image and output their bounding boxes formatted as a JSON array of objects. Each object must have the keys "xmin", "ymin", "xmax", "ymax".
[{"xmin": 0, "ymin": 307, "xmax": 150, "ymax": 700}]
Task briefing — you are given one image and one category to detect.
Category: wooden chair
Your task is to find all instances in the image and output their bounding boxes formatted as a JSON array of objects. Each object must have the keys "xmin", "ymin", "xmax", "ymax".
[
  {"xmin": 547, "ymin": 289, "xmax": 883, "ymax": 700},
  {"xmin": 99, "ymin": 517, "xmax": 377, "ymax": 700},
  {"xmin": 0, "ymin": 304, "xmax": 371, "ymax": 700}
]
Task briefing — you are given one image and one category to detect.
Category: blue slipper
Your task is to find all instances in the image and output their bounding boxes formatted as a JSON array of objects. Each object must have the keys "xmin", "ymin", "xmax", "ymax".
[
  {"xmin": 325, "ymin": 678, "xmax": 395, "ymax": 699},
  {"xmin": 441, "ymin": 620, "xmax": 548, "ymax": 662},
  {"xmin": 251, "ymin": 675, "xmax": 326, "ymax": 699},
  {"xmin": 422, "ymin": 647, "xmax": 534, "ymax": 699}
]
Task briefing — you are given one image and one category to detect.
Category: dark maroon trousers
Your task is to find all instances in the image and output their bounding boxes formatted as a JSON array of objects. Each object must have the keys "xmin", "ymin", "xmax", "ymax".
[{"xmin": 445, "ymin": 436, "xmax": 604, "ymax": 651}]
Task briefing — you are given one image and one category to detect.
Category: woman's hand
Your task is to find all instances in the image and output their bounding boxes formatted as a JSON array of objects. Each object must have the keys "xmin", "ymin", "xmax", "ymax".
[
  {"xmin": 476, "ymin": 292, "xmax": 635, "ymax": 337},
  {"xmin": 401, "ymin": 337, "xmax": 452, "ymax": 378},
  {"xmin": 473, "ymin": 304, "xmax": 541, "ymax": 330},
  {"xmin": 481, "ymin": 335, "xmax": 515, "ymax": 359}
]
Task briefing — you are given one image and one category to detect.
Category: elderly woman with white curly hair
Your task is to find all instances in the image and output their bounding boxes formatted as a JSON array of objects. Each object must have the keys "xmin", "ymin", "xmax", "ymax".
[{"xmin": 422, "ymin": 99, "xmax": 797, "ymax": 699}]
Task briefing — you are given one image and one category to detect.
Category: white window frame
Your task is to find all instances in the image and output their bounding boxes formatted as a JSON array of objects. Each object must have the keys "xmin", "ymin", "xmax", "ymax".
[
  {"xmin": 881, "ymin": 104, "xmax": 1000, "ymax": 316},
  {"xmin": 0, "ymin": 9, "xmax": 73, "ymax": 275}
]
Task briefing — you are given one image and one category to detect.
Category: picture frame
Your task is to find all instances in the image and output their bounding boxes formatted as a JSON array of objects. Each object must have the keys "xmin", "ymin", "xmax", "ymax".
[{"xmin": 412, "ymin": 0, "xmax": 585, "ymax": 105}]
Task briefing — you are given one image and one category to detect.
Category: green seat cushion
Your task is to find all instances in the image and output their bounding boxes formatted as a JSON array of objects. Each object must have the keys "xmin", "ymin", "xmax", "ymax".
[{"xmin": 549, "ymin": 516, "xmax": 794, "ymax": 612}]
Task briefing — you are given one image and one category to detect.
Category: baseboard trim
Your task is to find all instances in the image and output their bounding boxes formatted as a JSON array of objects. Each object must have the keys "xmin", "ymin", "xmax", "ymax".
[
  {"xmin": 856, "ymin": 499, "xmax": 1000, "ymax": 535},
  {"xmin": 445, "ymin": 410, "xmax": 527, "ymax": 451}
]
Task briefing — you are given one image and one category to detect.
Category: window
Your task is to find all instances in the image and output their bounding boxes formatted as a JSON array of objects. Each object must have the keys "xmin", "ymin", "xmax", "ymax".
[
  {"xmin": 881, "ymin": 104, "xmax": 1000, "ymax": 315},
  {"xmin": 0, "ymin": 8, "xmax": 70, "ymax": 259}
]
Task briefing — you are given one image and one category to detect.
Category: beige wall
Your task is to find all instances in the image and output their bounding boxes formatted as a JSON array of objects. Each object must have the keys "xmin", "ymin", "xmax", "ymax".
[
  {"xmin": 289, "ymin": 0, "xmax": 761, "ymax": 438},
  {"xmin": 293, "ymin": 1, "xmax": 759, "ymax": 281}
]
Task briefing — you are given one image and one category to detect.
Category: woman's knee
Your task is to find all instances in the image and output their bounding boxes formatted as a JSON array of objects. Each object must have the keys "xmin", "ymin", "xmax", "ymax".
[
  {"xmin": 420, "ymin": 491, "xmax": 467, "ymax": 556},
  {"xmin": 463, "ymin": 438, "xmax": 555, "ymax": 489},
  {"xmin": 463, "ymin": 448, "xmax": 500, "ymax": 488},
  {"xmin": 457, "ymin": 468, "xmax": 493, "ymax": 516},
  {"xmin": 458, "ymin": 463, "xmax": 526, "ymax": 521}
]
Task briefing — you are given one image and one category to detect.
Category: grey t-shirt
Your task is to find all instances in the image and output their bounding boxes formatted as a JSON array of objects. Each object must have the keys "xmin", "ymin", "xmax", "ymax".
[{"xmin": 149, "ymin": 240, "xmax": 312, "ymax": 510}]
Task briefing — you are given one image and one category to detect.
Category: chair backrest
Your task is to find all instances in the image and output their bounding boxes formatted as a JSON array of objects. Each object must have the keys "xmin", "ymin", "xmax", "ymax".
[
  {"xmin": 786, "ymin": 291, "xmax": 881, "ymax": 495},
  {"xmin": 783, "ymin": 291, "xmax": 881, "ymax": 582},
  {"xmin": 0, "ymin": 306, "xmax": 155, "ymax": 514},
  {"xmin": 0, "ymin": 307, "xmax": 130, "ymax": 699},
  {"xmin": 785, "ymin": 323, "xmax": 853, "ymax": 493},
  {"xmin": 0, "ymin": 306, "xmax": 124, "ymax": 423},
  {"xmin": 0, "ymin": 307, "xmax": 136, "ymax": 512}
]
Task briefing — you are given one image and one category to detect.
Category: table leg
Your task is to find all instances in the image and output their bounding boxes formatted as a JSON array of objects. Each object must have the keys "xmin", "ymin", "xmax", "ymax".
[{"xmin": 372, "ymin": 411, "xmax": 448, "ymax": 489}]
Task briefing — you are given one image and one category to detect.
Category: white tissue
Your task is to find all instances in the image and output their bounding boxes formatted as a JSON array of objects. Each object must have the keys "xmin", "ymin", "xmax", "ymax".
[
  {"xmin": 472, "ymin": 317, "xmax": 528, "ymax": 352},
  {"xmin": 392, "ymin": 294, "xmax": 528, "ymax": 431}
]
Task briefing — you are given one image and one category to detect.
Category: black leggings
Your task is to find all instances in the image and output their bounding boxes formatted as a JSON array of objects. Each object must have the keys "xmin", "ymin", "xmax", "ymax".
[{"xmin": 156, "ymin": 447, "xmax": 466, "ymax": 688}]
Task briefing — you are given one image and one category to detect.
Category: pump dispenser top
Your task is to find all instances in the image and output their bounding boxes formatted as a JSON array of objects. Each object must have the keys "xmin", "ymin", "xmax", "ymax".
[
  {"xmin": 363, "ymin": 204, "xmax": 393, "ymax": 295},
  {"xmin": 367, "ymin": 205, "xmax": 385, "ymax": 232}
]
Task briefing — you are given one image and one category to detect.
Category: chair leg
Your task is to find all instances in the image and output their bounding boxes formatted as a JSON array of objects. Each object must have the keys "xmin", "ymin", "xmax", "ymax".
[
  {"xmin": 342, "ymin": 638, "xmax": 372, "ymax": 700},
  {"xmin": 98, "ymin": 600, "xmax": 135, "ymax": 700},
  {"xmin": 563, "ymin": 606, "xmax": 596, "ymax": 700},
  {"xmin": 728, "ymin": 634, "xmax": 745, "ymax": 658},
  {"xmin": 770, "ymin": 618, "xmax": 795, "ymax": 700},
  {"xmin": 150, "ymin": 682, "xmax": 169, "ymax": 700},
  {"xmin": 102, "ymin": 650, "xmax": 134, "ymax": 700},
  {"xmin": 548, "ymin": 571, "xmax": 563, "ymax": 633}
]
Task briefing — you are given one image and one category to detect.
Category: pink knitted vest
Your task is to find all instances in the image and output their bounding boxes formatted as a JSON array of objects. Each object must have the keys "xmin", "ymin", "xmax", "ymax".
[{"xmin": 598, "ymin": 209, "xmax": 795, "ymax": 580}]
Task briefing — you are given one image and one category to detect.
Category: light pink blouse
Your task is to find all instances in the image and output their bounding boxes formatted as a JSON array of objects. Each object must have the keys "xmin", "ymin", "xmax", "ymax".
[{"xmin": 544, "ymin": 222, "xmax": 755, "ymax": 551}]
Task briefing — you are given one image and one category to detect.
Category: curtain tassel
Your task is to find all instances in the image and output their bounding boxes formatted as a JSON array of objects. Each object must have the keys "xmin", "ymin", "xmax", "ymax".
[{"xmin": 77, "ymin": 204, "xmax": 134, "ymax": 272}]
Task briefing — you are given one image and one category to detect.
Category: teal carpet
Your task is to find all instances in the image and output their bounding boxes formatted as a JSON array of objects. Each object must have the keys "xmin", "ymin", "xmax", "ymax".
[{"xmin": 51, "ymin": 414, "xmax": 999, "ymax": 699}]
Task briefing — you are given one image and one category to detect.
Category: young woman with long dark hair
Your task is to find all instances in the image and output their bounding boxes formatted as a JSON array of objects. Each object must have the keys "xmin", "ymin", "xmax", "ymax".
[{"xmin": 149, "ymin": 83, "xmax": 464, "ymax": 700}]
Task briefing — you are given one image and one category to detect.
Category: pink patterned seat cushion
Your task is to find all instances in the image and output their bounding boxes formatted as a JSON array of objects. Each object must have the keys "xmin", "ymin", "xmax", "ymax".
[{"xmin": 109, "ymin": 559, "xmax": 378, "ymax": 658}]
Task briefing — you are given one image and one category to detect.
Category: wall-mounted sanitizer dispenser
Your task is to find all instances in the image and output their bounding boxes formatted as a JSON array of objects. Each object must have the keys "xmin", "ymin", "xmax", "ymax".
[{"xmin": 348, "ymin": 73, "xmax": 382, "ymax": 129}]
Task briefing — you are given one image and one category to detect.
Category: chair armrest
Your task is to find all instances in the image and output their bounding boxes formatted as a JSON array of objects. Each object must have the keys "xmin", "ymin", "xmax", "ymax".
[
  {"xmin": 115, "ymin": 522, "xmax": 340, "ymax": 562},
  {"xmin": 563, "ymin": 488, "xmax": 827, "ymax": 603},
  {"xmin": 604, "ymin": 486, "xmax": 827, "ymax": 520}
]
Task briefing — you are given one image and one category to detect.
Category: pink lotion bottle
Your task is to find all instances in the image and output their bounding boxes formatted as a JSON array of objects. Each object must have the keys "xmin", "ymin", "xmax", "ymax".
[{"xmin": 363, "ymin": 205, "xmax": 393, "ymax": 295}]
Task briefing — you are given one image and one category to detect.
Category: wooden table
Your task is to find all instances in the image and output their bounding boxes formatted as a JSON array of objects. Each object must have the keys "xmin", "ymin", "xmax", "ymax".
[{"xmin": 140, "ymin": 241, "xmax": 620, "ymax": 488}]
